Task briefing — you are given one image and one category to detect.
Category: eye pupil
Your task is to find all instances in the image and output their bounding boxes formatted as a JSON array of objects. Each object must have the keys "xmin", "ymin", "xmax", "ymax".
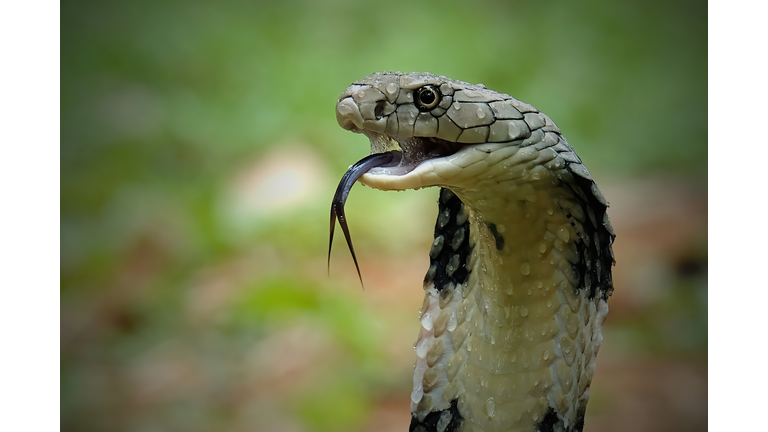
[
  {"xmin": 421, "ymin": 90, "xmax": 435, "ymax": 105},
  {"xmin": 416, "ymin": 85, "xmax": 440, "ymax": 110}
]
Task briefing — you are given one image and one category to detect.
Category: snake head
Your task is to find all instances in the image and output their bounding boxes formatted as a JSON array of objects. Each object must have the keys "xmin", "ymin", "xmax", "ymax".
[{"xmin": 335, "ymin": 72, "xmax": 560, "ymax": 192}]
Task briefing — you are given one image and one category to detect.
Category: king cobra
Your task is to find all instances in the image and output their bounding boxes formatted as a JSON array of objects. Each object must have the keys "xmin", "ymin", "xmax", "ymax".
[{"xmin": 328, "ymin": 72, "xmax": 615, "ymax": 432}]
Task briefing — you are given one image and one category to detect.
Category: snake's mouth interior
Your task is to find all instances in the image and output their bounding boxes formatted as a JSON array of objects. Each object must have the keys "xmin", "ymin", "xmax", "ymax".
[{"xmin": 363, "ymin": 132, "xmax": 467, "ymax": 176}]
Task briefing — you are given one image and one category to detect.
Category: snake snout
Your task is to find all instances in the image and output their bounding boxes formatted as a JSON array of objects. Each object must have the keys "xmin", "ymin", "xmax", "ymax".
[{"xmin": 336, "ymin": 97, "xmax": 364, "ymax": 132}]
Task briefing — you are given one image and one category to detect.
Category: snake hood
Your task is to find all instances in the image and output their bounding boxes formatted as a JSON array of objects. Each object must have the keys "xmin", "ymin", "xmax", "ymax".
[{"xmin": 332, "ymin": 72, "xmax": 615, "ymax": 432}]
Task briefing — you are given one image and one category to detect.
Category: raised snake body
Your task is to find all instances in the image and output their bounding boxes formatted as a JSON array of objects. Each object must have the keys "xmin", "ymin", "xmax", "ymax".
[{"xmin": 330, "ymin": 72, "xmax": 615, "ymax": 432}]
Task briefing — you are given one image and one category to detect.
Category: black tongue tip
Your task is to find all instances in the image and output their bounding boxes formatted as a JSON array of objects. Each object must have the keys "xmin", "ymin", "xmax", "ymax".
[{"xmin": 328, "ymin": 151, "xmax": 401, "ymax": 289}]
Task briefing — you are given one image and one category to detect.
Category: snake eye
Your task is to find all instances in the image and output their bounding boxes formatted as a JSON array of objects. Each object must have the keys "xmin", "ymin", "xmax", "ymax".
[{"xmin": 415, "ymin": 85, "xmax": 441, "ymax": 111}]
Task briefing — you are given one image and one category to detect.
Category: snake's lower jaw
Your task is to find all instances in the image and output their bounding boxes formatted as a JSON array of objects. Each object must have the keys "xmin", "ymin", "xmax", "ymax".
[{"xmin": 359, "ymin": 161, "xmax": 441, "ymax": 191}]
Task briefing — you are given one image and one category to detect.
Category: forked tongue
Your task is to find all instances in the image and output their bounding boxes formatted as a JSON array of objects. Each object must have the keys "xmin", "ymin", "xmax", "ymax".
[{"xmin": 328, "ymin": 151, "xmax": 401, "ymax": 288}]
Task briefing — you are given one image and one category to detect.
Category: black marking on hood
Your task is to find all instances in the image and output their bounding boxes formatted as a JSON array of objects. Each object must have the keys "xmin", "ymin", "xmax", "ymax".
[
  {"xmin": 409, "ymin": 398, "xmax": 463, "ymax": 432},
  {"xmin": 535, "ymin": 407, "xmax": 585, "ymax": 432},
  {"xmin": 562, "ymin": 163, "xmax": 615, "ymax": 301},
  {"xmin": 423, "ymin": 188, "xmax": 472, "ymax": 292},
  {"xmin": 486, "ymin": 222, "xmax": 505, "ymax": 251}
]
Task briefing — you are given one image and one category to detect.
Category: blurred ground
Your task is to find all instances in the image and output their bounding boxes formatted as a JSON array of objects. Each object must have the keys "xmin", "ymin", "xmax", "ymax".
[{"xmin": 61, "ymin": 1, "xmax": 706, "ymax": 431}]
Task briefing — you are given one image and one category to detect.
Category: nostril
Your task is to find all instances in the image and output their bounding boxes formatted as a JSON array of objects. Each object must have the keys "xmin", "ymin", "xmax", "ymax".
[{"xmin": 374, "ymin": 100, "xmax": 386, "ymax": 120}]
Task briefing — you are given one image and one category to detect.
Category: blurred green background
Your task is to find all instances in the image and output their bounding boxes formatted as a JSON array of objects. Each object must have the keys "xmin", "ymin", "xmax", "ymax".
[{"xmin": 61, "ymin": 1, "xmax": 707, "ymax": 431}]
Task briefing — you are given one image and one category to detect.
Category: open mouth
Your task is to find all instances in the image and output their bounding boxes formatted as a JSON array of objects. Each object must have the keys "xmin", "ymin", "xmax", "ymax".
[
  {"xmin": 362, "ymin": 132, "xmax": 467, "ymax": 175},
  {"xmin": 327, "ymin": 134, "xmax": 466, "ymax": 287}
]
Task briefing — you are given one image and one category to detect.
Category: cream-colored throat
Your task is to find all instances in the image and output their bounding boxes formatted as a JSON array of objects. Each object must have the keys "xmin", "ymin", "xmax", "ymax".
[{"xmin": 410, "ymin": 185, "xmax": 609, "ymax": 432}]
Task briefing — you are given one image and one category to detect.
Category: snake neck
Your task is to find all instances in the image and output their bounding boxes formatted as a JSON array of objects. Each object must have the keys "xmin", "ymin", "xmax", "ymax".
[{"xmin": 410, "ymin": 183, "xmax": 610, "ymax": 432}]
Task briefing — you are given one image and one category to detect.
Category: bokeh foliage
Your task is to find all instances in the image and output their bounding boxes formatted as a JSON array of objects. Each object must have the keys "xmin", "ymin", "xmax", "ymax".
[{"xmin": 62, "ymin": 1, "xmax": 706, "ymax": 431}]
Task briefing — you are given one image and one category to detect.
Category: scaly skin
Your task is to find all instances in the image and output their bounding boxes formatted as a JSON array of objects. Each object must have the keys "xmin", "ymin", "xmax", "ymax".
[{"xmin": 335, "ymin": 72, "xmax": 615, "ymax": 432}]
